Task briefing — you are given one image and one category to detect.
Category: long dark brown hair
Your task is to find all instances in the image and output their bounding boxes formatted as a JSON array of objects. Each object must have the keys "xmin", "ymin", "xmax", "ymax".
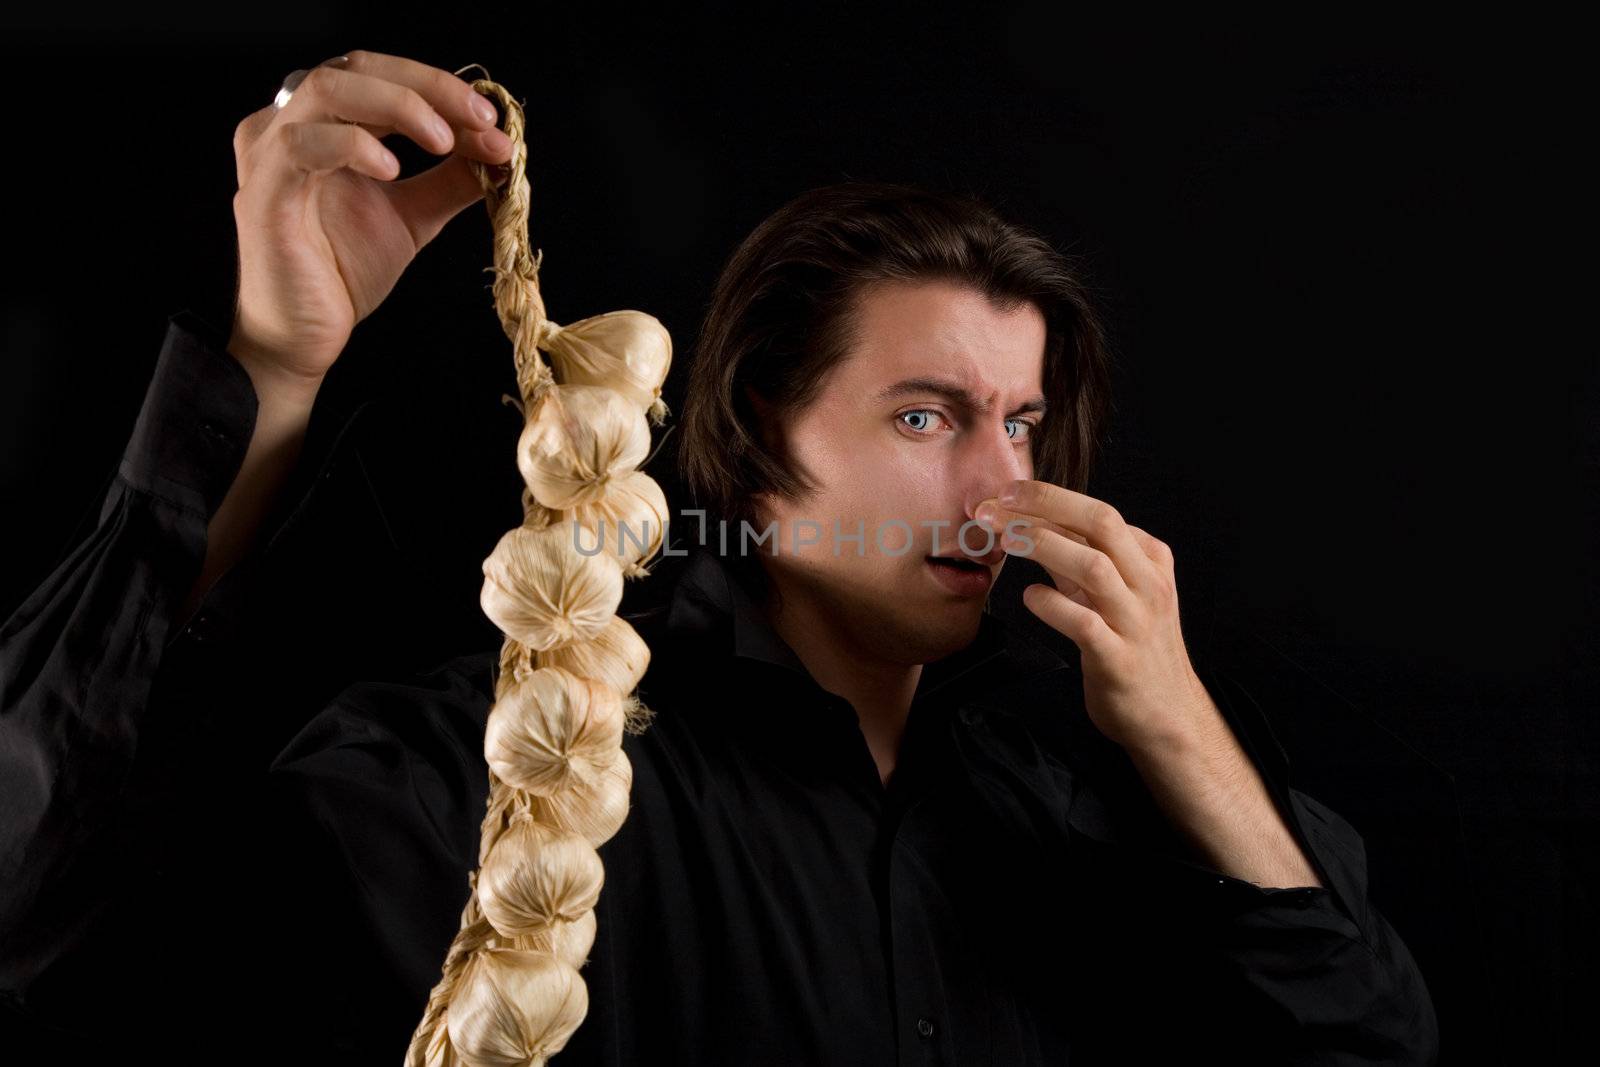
[{"xmin": 676, "ymin": 179, "xmax": 1116, "ymax": 535}]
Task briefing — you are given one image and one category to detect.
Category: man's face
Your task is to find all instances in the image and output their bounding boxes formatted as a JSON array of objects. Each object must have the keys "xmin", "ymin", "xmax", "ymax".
[{"xmin": 751, "ymin": 278, "xmax": 1048, "ymax": 666}]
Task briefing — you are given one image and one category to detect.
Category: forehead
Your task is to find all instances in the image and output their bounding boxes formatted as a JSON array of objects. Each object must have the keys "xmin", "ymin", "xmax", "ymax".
[{"xmin": 835, "ymin": 279, "xmax": 1047, "ymax": 393}]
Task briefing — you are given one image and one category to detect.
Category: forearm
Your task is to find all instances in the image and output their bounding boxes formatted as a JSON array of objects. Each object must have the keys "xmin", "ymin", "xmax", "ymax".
[
  {"xmin": 179, "ymin": 333, "xmax": 323, "ymax": 620},
  {"xmin": 1078, "ymin": 675, "xmax": 1438, "ymax": 1063},
  {"xmin": 3, "ymin": 311, "xmax": 252, "ymax": 976},
  {"xmin": 1121, "ymin": 694, "xmax": 1323, "ymax": 890}
]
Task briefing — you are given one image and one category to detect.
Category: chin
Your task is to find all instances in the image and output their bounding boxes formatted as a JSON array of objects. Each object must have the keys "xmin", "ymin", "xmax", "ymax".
[
  {"xmin": 900, "ymin": 602, "xmax": 985, "ymax": 662},
  {"xmin": 826, "ymin": 564, "xmax": 985, "ymax": 660}
]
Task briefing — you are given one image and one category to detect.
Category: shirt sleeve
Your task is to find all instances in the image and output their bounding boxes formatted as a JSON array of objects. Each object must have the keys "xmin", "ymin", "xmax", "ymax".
[
  {"xmin": 0, "ymin": 309, "xmax": 263, "ymax": 998},
  {"xmin": 259, "ymin": 653, "xmax": 498, "ymax": 1057},
  {"xmin": 977, "ymin": 662, "xmax": 1441, "ymax": 1066},
  {"xmin": 1115, "ymin": 661, "xmax": 1438, "ymax": 1064}
]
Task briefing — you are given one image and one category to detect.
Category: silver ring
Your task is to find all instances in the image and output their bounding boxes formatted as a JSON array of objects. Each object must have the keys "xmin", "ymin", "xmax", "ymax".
[
  {"xmin": 273, "ymin": 69, "xmax": 311, "ymax": 110},
  {"xmin": 272, "ymin": 56, "xmax": 350, "ymax": 110}
]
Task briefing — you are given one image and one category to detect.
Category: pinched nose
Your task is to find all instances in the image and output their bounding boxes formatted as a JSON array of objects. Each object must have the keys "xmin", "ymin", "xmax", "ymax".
[{"xmin": 963, "ymin": 421, "xmax": 1031, "ymax": 521}]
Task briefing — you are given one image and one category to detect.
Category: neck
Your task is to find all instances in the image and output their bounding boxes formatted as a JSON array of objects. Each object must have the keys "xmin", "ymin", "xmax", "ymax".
[{"xmin": 753, "ymin": 560, "xmax": 921, "ymax": 786}]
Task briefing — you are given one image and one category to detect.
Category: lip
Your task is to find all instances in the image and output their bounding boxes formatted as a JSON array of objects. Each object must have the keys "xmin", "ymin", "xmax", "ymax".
[
  {"xmin": 929, "ymin": 545, "xmax": 1008, "ymax": 567},
  {"xmin": 925, "ymin": 555, "xmax": 995, "ymax": 597}
]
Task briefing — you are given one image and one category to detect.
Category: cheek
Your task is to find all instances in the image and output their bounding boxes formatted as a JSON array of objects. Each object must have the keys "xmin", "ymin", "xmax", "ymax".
[
  {"xmin": 785, "ymin": 419, "xmax": 955, "ymax": 529},
  {"xmin": 786, "ymin": 418, "xmax": 908, "ymax": 495},
  {"xmin": 839, "ymin": 435, "xmax": 934, "ymax": 506}
]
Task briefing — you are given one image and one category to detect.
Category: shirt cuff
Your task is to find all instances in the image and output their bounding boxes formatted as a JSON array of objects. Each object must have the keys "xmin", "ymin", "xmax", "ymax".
[{"xmin": 107, "ymin": 308, "xmax": 258, "ymax": 522}]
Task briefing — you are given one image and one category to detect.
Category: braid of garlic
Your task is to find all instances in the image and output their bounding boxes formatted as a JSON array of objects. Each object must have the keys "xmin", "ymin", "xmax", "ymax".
[{"xmin": 404, "ymin": 70, "xmax": 673, "ymax": 1067}]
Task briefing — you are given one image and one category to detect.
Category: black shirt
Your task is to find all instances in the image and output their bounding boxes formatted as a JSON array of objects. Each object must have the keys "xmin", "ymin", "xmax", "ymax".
[{"xmin": 0, "ymin": 309, "xmax": 1440, "ymax": 1064}]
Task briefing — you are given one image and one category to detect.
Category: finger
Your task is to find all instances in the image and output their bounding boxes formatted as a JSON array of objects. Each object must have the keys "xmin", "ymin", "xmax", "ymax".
[
  {"xmin": 284, "ymin": 64, "xmax": 513, "ymax": 170},
  {"xmin": 448, "ymin": 122, "xmax": 515, "ymax": 166},
  {"xmin": 388, "ymin": 152, "xmax": 492, "ymax": 249},
  {"xmin": 1007, "ymin": 526, "xmax": 1140, "ymax": 633},
  {"xmin": 314, "ymin": 115, "xmax": 514, "ymax": 170},
  {"xmin": 1036, "ymin": 567, "xmax": 1092, "ymax": 609},
  {"xmin": 972, "ymin": 502, "xmax": 1091, "ymax": 603},
  {"xmin": 277, "ymin": 64, "xmax": 462, "ymax": 159},
  {"xmin": 233, "ymin": 104, "xmax": 277, "ymax": 162},
  {"xmin": 233, "ymin": 105, "xmax": 279, "ymax": 187},
  {"xmin": 974, "ymin": 500, "xmax": 1087, "ymax": 548},
  {"xmin": 344, "ymin": 50, "xmax": 500, "ymax": 127},
  {"xmin": 254, "ymin": 120, "xmax": 400, "ymax": 200},
  {"xmin": 1021, "ymin": 582, "xmax": 1113, "ymax": 656},
  {"xmin": 1124, "ymin": 524, "xmax": 1175, "ymax": 573},
  {"xmin": 1000, "ymin": 479, "xmax": 1158, "ymax": 593},
  {"xmin": 235, "ymin": 56, "xmax": 356, "ymax": 187}
]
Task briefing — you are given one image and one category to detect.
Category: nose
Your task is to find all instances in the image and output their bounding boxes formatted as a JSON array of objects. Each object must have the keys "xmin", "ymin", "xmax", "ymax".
[{"xmin": 961, "ymin": 417, "xmax": 1030, "ymax": 525}]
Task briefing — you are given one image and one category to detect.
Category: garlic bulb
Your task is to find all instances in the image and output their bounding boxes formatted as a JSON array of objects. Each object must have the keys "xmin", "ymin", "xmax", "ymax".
[
  {"xmin": 476, "ymin": 818, "xmax": 605, "ymax": 941},
  {"xmin": 566, "ymin": 469, "xmax": 669, "ymax": 572},
  {"xmin": 446, "ymin": 947, "xmax": 588, "ymax": 1066},
  {"xmin": 519, "ymin": 384, "xmax": 651, "ymax": 511},
  {"xmin": 520, "ymin": 908, "xmax": 597, "ymax": 973},
  {"xmin": 527, "ymin": 747, "xmax": 634, "ymax": 848},
  {"xmin": 480, "ymin": 523, "xmax": 624, "ymax": 652},
  {"xmin": 539, "ymin": 311, "xmax": 673, "ymax": 425},
  {"xmin": 534, "ymin": 615, "xmax": 652, "ymax": 703},
  {"xmin": 484, "ymin": 667, "xmax": 625, "ymax": 796}
]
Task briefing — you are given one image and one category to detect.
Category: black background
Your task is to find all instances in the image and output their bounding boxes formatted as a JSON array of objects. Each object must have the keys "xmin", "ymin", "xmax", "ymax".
[{"xmin": 2, "ymin": 7, "xmax": 1588, "ymax": 1064}]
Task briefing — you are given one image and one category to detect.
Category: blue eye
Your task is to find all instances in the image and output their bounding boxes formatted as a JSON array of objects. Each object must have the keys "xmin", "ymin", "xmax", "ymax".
[
  {"xmin": 1005, "ymin": 418, "xmax": 1036, "ymax": 442},
  {"xmin": 900, "ymin": 410, "xmax": 1037, "ymax": 440}
]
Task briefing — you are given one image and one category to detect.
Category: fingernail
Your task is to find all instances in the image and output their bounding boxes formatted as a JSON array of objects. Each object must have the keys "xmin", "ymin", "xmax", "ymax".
[
  {"xmin": 472, "ymin": 96, "xmax": 499, "ymax": 125},
  {"xmin": 484, "ymin": 127, "xmax": 512, "ymax": 152},
  {"xmin": 999, "ymin": 485, "xmax": 1019, "ymax": 504}
]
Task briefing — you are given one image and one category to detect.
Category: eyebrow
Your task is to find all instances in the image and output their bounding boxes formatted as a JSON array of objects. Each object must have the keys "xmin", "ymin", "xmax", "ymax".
[{"xmin": 874, "ymin": 376, "xmax": 1049, "ymax": 417}]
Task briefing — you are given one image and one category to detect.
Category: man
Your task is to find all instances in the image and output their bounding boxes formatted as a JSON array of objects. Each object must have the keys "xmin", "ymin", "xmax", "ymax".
[
  {"xmin": 295, "ymin": 181, "xmax": 1435, "ymax": 1062},
  {"xmin": 0, "ymin": 175, "xmax": 1438, "ymax": 1062}
]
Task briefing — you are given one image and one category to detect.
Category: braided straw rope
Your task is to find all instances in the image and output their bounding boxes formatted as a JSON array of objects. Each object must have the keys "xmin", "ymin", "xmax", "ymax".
[{"xmin": 403, "ymin": 70, "xmax": 673, "ymax": 1067}]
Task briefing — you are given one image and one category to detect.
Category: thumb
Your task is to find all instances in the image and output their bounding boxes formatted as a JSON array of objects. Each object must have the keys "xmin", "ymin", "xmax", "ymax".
[{"xmin": 387, "ymin": 153, "xmax": 497, "ymax": 250}]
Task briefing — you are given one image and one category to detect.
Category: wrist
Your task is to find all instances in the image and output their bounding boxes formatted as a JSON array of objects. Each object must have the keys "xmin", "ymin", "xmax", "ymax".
[
  {"xmin": 1122, "ymin": 681, "xmax": 1235, "ymax": 770},
  {"xmin": 226, "ymin": 330, "xmax": 328, "ymax": 409}
]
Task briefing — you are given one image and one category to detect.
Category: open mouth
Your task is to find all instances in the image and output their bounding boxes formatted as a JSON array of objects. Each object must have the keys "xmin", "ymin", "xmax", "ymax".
[
  {"xmin": 926, "ymin": 555, "xmax": 987, "ymax": 572},
  {"xmin": 925, "ymin": 553, "xmax": 994, "ymax": 596}
]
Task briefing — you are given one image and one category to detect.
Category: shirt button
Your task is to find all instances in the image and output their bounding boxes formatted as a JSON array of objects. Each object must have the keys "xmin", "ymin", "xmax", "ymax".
[
  {"xmin": 916, "ymin": 1017, "xmax": 935, "ymax": 1039},
  {"xmin": 187, "ymin": 612, "xmax": 213, "ymax": 642}
]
